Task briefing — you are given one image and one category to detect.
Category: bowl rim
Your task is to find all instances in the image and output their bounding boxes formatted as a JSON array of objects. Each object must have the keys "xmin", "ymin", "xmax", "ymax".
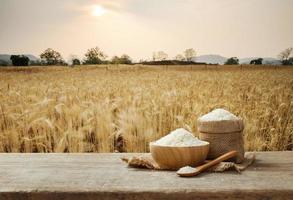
[{"xmin": 149, "ymin": 141, "xmax": 209, "ymax": 148}]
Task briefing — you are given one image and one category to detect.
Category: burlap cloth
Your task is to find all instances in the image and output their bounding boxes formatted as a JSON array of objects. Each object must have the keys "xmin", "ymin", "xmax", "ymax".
[{"xmin": 122, "ymin": 152, "xmax": 255, "ymax": 173}]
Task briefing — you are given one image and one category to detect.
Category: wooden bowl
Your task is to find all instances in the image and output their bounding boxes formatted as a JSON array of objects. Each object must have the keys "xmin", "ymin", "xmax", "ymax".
[{"xmin": 150, "ymin": 142, "xmax": 209, "ymax": 170}]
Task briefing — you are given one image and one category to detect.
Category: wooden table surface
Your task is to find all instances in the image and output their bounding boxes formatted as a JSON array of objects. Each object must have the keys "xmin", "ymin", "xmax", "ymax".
[{"xmin": 0, "ymin": 152, "xmax": 292, "ymax": 200}]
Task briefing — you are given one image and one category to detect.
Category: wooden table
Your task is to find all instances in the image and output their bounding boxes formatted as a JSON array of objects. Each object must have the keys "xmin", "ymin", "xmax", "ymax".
[{"xmin": 0, "ymin": 152, "xmax": 292, "ymax": 200}]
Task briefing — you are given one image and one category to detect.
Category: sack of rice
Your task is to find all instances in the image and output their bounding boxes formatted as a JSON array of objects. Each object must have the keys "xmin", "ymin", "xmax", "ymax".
[{"xmin": 197, "ymin": 108, "xmax": 244, "ymax": 163}]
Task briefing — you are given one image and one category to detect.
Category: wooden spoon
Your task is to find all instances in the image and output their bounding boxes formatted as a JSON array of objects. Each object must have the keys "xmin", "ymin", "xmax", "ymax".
[{"xmin": 176, "ymin": 150, "xmax": 238, "ymax": 177}]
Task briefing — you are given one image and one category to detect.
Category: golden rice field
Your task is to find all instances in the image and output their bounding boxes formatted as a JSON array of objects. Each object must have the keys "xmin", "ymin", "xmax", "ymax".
[{"xmin": 0, "ymin": 65, "xmax": 292, "ymax": 153}]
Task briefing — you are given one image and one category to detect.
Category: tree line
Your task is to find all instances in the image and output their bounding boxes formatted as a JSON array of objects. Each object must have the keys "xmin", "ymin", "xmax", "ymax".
[
  {"xmin": 8, "ymin": 47, "xmax": 132, "ymax": 67},
  {"xmin": 5, "ymin": 47, "xmax": 293, "ymax": 67},
  {"xmin": 223, "ymin": 48, "xmax": 293, "ymax": 65},
  {"xmin": 152, "ymin": 48, "xmax": 196, "ymax": 62}
]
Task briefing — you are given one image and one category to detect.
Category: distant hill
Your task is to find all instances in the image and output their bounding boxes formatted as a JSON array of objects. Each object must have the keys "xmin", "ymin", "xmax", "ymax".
[
  {"xmin": 193, "ymin": 54, "xmax": 281, "ymax": 65},
  {"xmin": 141, "ymin": 60, "xmax": 207, "ymax": 65},
  {"xmin": 239, "ymin": 57, "xmax": 282, "ymax": 65},
  {"xmin": 0, "ymin": 54, "xmax": 12, "ymax": 62},
  {"xmin": 0, "ymin": 54, "xmax": 12, "ymax": 65},
  {"xmin": 0, "ymin": 54, "xmax": 39, "ymax": 66},
  {"xmin": 25, "ymin": 54, "xmax": 39, "ymax": 61},
  {"xmin": 195, "ymin": 54, "xmax": 227, "ymax": 65}
]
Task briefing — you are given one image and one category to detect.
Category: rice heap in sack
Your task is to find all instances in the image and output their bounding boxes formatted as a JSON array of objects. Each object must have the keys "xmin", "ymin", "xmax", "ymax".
[{"xmin": 198, "ymin": 108, "xmax": 244, "ymax": 163}]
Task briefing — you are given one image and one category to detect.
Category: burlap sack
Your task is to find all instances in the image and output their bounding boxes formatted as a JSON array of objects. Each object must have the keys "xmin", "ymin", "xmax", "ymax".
[
  {"xmin": 198, "ymin": 119, "xmax": 245, "ymax": 163},
  {"xmin": 197, "ymin": 119, "xmax": 244, "ymax": 133}
]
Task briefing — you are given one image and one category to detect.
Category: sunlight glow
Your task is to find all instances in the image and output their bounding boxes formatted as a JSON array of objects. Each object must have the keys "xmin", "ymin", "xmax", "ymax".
[{"xmin": 91, "ymin": 5, "xmax": 107, "ymax": 17}]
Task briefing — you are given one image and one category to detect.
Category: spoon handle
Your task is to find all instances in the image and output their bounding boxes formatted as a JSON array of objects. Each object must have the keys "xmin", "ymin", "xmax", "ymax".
[{"xmin": 197, "ymin": 150, "xmax": 238, "ymax": 173}]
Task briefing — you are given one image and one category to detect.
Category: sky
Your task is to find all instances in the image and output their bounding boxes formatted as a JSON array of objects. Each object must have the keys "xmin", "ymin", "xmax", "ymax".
[{"xmin": 0, "ymin": 0, "xmax": 292, "ymax": 61}]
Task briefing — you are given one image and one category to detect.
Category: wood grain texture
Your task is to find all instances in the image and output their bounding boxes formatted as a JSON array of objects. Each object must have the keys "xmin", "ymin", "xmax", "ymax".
[{"xmin": 0, "ymin": 152, "xmax": 293, "ymax": 200}]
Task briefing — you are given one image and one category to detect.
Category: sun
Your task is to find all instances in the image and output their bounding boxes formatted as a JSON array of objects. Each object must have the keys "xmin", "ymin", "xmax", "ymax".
[{"xmin": 91, "ymin": 5, "xmax": 107, "ymax": 17}]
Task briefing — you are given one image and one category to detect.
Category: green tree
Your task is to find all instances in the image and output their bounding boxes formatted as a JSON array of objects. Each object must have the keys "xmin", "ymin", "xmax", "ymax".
[
  {"xmin": 288, "ymin": 57, "xmax": 293, "ymax": 65},
  {"xmin": 184, "ymin": 48, "xmax": 196, "ymax": 61},
  {"xmin": 111, "ymin": 56, "xmax": 120, "ymax": 64},
  {"xmin": 83, "ymin": 47, "xmax": 107, "ymax": 64},
  {"xmin": 72, "ymin": 58, "xmax": 81, "ymax": 65},
  {"xmin": 119, "ymin": 54, "xmax": 132, "ymax": 64},
  {"xmin": 10, "ymin": 55, "xmax": 30, "ymax": 66},
  {"xmin": 279, "ymin": 47, "xmax": 293, "ymax": 65},
  {"xmin": 40, "ymin": 48, "xmax": 64, "ymax": 65},
  {"xmin": 175, "ymin": 54, "xmax": 185, "ymax": 61},
  {"xmin": 225, "ymin": 57, "xmax": 239, "ymax": 65},
  {"xmin": 111, "ymin": 55, "xmax": 132, "ymax": 64},
  {"xmin": 153, "ymin": 51, "xmax": 168, "ymax": 61},
  {"xmin": 250, "ymin": 58, "xmax": 263, "ymax": 65}
]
